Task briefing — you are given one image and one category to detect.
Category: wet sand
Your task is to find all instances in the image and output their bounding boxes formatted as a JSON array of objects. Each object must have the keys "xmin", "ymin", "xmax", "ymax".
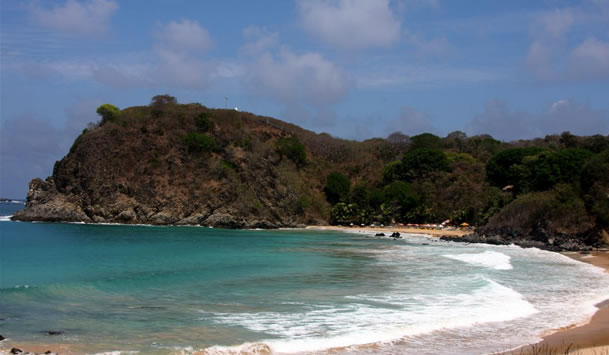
[{"xmin": 507, "ymin": 251, "xmax": 609, "ymax": 355}]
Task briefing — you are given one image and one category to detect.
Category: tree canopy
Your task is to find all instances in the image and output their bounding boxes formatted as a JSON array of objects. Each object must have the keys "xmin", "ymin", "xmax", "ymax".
[{"xmin": 96, "ymin": 104, "xmax": 120, "ymax": 124}]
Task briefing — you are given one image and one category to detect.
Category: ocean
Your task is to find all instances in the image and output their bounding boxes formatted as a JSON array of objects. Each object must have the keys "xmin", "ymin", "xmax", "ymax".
[{"xmin": 2, "ymin": 202, "xmax": 609, "ymax": 354}]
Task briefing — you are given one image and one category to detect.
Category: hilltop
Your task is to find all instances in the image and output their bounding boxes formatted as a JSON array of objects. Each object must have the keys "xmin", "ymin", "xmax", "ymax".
[{"xmin": 12, "ymin": 95, "xmax": 609, "ymax": 249}]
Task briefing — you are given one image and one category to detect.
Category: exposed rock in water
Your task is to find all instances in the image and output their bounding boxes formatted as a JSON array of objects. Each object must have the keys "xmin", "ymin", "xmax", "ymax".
[
  {"xmin": 441, "ymin": 222, "xmax": 607, "ymax": 252},
  {"xmin": 46, "ymin": 330, "xmax": 63, "ymax": 336},
  {"xmin": 391, "ymin": 232, "xmax": 401, "ymax": 239},
  {"xmin": 10, "ymin": 348, "xmax": 23, "ymax": 354},
  {"xmin": 0, "ymin": 334, "xmax": 5, "ymax": 341},
  {"xmin": 375, "ymin": 233, "xmax": 385, "ymax": 237}
]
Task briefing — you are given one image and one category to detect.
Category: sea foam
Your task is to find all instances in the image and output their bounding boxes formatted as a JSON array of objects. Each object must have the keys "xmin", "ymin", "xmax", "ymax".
[
  {"xmin": 443, "ymin": 250, "xmax": 513, "ymax": 270},
  {"xmin": 208, "ymin": 277, "xmax": 536, "ymax": 353}
]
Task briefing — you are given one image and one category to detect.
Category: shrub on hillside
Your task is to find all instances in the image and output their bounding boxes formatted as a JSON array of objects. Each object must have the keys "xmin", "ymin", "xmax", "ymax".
[
  {"xmin": 276, "ymin": 136, "xmax": 307, "ymax": 167},
  {"xmin": 96, "ymin": 104, "xmax": 120, "ymax": 125},
  {"xmin": 486, "ymin": 147, "xmax": 546, "ymax": 188},
  {"xmin": 195, "ymin": 112, "xmax": 213, "ymax": 132},
  {"xmin": 324, "ymin": 172, "xmax": 350, "ymax": 204},
  {"xmin": 182, "ymin": 132, "xmax": 217, "ymax": 153},
  {"xmin": 400, "ymin": 148, "xmax": 450, "ymax": 181}
]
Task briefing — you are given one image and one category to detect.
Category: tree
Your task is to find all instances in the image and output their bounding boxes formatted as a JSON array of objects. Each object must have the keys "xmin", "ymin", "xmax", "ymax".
[
  {"xmin": 529, "ymin": 149, "xmax": 593, "ymax": 191},
  {"xmin": 276, "ymin": 136, "xmax": 307, "ymax": 167},
  {"xmin": 150, "ymin": 94, "xmax": 177, "ymax": 106},
  {"xmin": 486, "ymin": 147, "xmax": 546, "ymax": 188},
  {"xmin": 195, "ymin": 112, "xmax": 213, "ymax": 132},
  {"xmin": 383, "ymin": 181, "xmax": 420, "ymax": 221},
  {"xmin": 384, "ymin": 181, "xmax": 419, "ymax": 209},
  {"xmin": 182, "ymin": 132, "xmax": 217, "ymax": 153},
  {"xmin": 445, "ymin": 131, "xmax": 467, "ymax": 152},
  {"xmin": 96, "ymin": 104, "xmax": 120, "ymax": 124},
  {"xmin": 581, "ymin": 151, "xmax": 609, "ymax": 226},
  {"xmin": 411, "ymin": 133, "xmax": 443, "ymax": 150},
  {"xmin": 400, "ymin": 148, "xmax": 450, "ymax": 181},
  {"xmin": 382, "ymin": 160, "xmax": 402, "ymax": 184},
  {"xmin": 324, "ymin": 172, "xmax": 350, "ymax": 204}
]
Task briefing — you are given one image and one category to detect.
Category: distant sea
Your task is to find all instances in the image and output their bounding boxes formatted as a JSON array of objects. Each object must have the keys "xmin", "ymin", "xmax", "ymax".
[{"xmin": 2, "ymin": 201, "xmax": 609, "ymax": 354}]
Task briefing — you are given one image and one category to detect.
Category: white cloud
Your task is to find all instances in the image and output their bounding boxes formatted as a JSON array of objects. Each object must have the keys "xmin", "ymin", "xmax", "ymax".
[
  {"xmin": 30, "ymin": 0, "xmax": 118, "ymax": 35},
  {"xmin": 241, "ymin": 26, "xmax": 279, "ymax": 55},
  {"xmin": 22, "ymin": 19, "xmax": 223, "ymax": 90},
  {"xmin": 156, "ymin": 19, "xmax": 213, "ymax": 53},
  {"xmin": 568, "ymin": 38, "xmax": 609, "ymax": 79},
  {"xmin": 249, "ymin": 48, "xmax": 350, "ymax": 104},
  {"xmin": 524, "ymin": 2, "xmax": 609, "ymax": 82},
  {"xmin": 298, "ymin": 0, "xmax": 401, "ymax": 50}
]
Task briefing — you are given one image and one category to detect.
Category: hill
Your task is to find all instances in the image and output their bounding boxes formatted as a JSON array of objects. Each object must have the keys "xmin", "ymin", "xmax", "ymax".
[{"xmin": 12, "ymin": 95, "xmax": 609, "ymax": 249}]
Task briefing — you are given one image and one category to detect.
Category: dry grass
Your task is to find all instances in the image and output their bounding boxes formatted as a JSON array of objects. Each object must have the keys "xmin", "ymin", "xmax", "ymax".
[{"xmin": 498, "ymin": 343, "xmax": 609, "ymax": 355}]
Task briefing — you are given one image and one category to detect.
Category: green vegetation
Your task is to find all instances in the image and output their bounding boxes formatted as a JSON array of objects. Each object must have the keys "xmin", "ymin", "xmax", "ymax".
[
  {"xmin": 276, "ymin": 136, "xmax": 307, "ymax": 167},
  {"xmin": 96, "ymin": 104, "xmax": 120, "ymax": 124},
  {"xmin": 65, "ymin": 96, "xmax": 609, "ymax": 238},
  {"xmin": 324, "ymin": 172, "xmax": 350, "ymax": 204},
  {"xmin": 182, "ymin": 132, "xmax": 217, "ymax": 153},
  {"xmin": 195, "ymin": 112, "xmax": 213, "ymax": 132}
]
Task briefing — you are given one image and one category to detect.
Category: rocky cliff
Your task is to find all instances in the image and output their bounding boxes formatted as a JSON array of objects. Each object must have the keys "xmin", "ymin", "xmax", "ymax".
[{"xmin": 12, "ymin": 100, "xmax": 391, "ymax": 227}]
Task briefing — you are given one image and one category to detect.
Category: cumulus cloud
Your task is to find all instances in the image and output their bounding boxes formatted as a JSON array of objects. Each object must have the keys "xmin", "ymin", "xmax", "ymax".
[
  {"xmin": 242, "ymin": 26, "xmax": 351, "ymax": 105},
  {"xmin": 249, "ymin": 49, "xmax": 350, "ymax": 104},
  {"xmin": 568, "ymin": 38, "xmax": 609, "ymax": 79},
  {"xmin": 525, "ymin": 3, "xmax": 609, "ymax": 81},
  {"xmin": 155, "ymin": 19, "xmax": 214, "ymax": 53},
  {"xmin": 241, "ymin": 26, "xmax": 279, "ymax": 55},
  {"xmin": 467, "ymin": 100, "xmax": 609, "ymax": 141},
  {"xmin": 298, "ymin": 0, "xmax": 401, "ymax": 50},
  {"xmin": 16, "ymin": 19, "xmax": 226, "ymax": 90},
  {"xmin": 30, "ymin": 0, "xmax": 118, "ymax": 35}
]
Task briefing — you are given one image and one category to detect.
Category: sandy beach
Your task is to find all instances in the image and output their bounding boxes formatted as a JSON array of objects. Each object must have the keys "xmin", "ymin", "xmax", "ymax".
[
  {"xmin": 312, "ymin": 225, "xmax": 609, "ymax": 355},
  {"xmin": 506, "ymin": 251, "xmax": 609, "ymax": 355},
  {"xmin": 306, "ymin": 224, "xmax": 474, "ymax": 237}
]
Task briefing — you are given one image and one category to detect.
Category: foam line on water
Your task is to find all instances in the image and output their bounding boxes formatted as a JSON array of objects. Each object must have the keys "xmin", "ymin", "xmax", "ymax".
[
  {"xmin": 207, "ymin": 277, "xmax": 537, "ymax": 353},
  {"xmin": 0, "ymin": 215, "xmax": 12, "ymax": 221},
  {"xmin": 443, "ymin": 250, "xmax": 513, "ymax": 270}
]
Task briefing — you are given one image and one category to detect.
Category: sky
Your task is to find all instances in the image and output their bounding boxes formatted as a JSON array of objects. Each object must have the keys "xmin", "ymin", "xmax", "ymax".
[{"xmin": 1, "ymin": 0, "xmax": 609, "ymax": 198}]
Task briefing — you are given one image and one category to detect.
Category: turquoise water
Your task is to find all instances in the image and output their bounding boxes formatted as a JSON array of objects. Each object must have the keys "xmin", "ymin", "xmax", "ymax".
[{"xmin": 2, "ymin": 202, "xmax": 609, "ymax": 354}]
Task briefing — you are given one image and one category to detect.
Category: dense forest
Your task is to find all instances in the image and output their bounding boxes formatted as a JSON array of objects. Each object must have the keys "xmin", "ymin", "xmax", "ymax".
[{"xmin": 13, "ymin": 95, "xmax": 609, "ymax": 246}]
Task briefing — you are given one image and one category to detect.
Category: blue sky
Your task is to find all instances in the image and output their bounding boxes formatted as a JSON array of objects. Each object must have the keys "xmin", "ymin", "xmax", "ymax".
[{"xmin": 1, "ymin": 0, "xmax": 609, "ymax": 198}]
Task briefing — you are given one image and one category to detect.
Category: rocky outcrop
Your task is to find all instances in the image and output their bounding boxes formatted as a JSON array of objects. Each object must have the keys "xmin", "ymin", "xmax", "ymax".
[
  {"xmin": 441, "ymin": 221, "xmax": 608, "ymax": 251},
  {"xmin": 11, "ymin": 104, "xmax": 342, "ymax": 228},
  {"xmin": 12, "ymin": 178, "xmax": 91, "ymax": 223}
]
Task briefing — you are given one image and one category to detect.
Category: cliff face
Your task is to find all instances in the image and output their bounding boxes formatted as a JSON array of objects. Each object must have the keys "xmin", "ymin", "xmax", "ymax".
[{"xmin": 12, "ymin": 102, "xmax": 390, "ymax": 227}]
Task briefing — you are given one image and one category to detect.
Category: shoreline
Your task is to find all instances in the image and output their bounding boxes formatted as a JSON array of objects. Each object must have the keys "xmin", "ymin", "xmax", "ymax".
[
  {"xmin": 306, "ymin": 224, "xmax": 474, "ymax": 237},
  {"xmin": 312, "ymin": 225, "xmax": 609, "ymax": 355},
  {"xmin": 2, "ymin": 226, "xmax": 608, "ymax": 355},
  {"xmin": 505, "ymin": 250, "xmax": 609, "ymax": 355}
]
